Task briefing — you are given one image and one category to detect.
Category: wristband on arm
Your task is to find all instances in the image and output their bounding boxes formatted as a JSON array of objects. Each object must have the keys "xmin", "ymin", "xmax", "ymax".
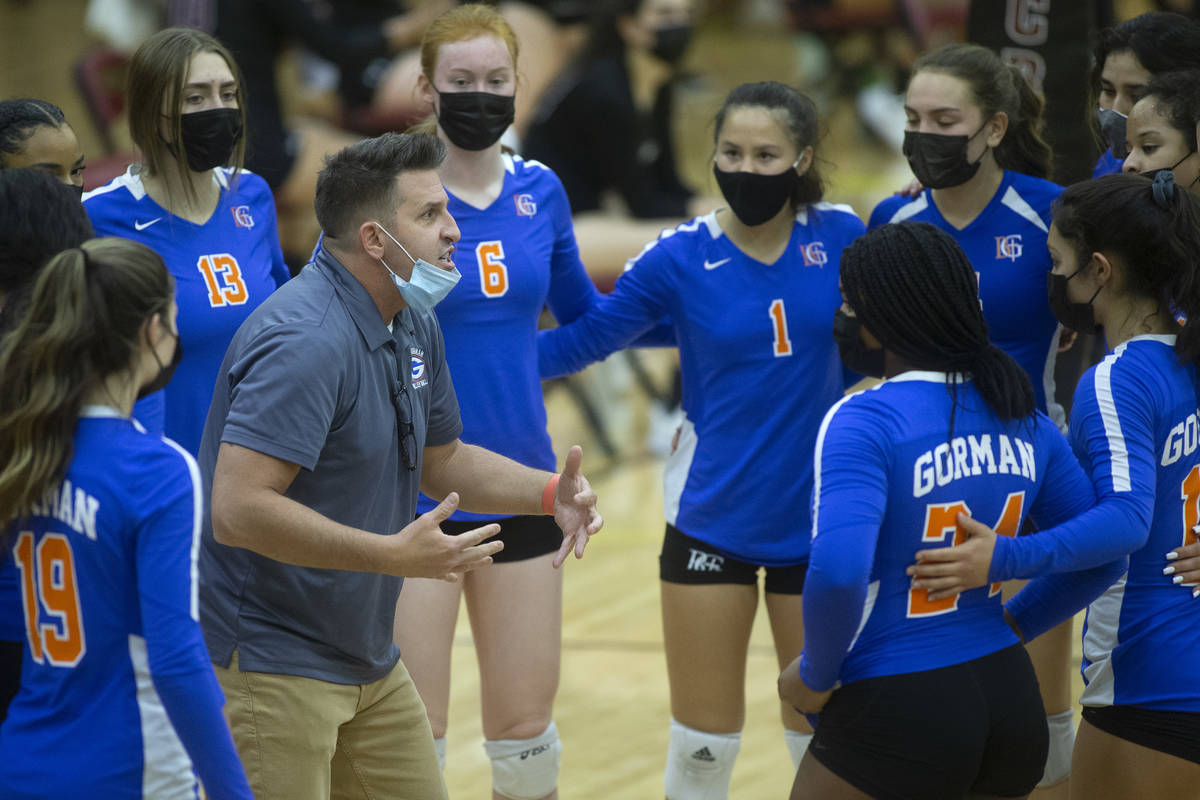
[{"xmin": 542, "ymin": 474, "xmax": 559, "ymax": 515}]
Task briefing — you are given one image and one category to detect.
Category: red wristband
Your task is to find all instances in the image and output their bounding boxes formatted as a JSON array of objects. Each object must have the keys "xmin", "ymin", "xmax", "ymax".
[{"xmin": 542, "ymin": 474, "xmax": 559, "ymax": 515}]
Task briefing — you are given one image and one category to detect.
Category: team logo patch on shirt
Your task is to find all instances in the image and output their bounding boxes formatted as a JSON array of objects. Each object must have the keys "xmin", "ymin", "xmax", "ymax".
[
  {"xmin": 231, "ymin": 205, "xmax": 255, "ymax": 229},
  {"xmin": 410, "ymin": 350, "xmax": 427, "ymax": 388},
  {"xmin": 995, "ymin": 234, "xmax": 1023, "ymax": 261},
  {"xmin": 801, "ymin": 242, "xmax": 827, "ymax": 267},
  {"xmin": 514, "ymin": 193, "xmax": 537, "ymax": 217}
]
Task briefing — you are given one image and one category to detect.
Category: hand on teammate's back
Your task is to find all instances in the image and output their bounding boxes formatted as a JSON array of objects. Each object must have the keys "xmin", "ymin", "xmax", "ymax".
[
  {"xmin": 388, "ymin": 492, "xmax": 503, "ymax": 581},
  {"xmin": 1166, "ymin": 537, "xmax": 1200, "ymax": 598},
  {"xmin": 551, "ymin": 445, "xmax": 604, "ymax": 568},
  {"xmin": 777, "ymin": 655, "xmax": 833, "ymax": 715},
  {"xmin": 906, "ymin": 512, "xmax": 998, "ymax": 601}
]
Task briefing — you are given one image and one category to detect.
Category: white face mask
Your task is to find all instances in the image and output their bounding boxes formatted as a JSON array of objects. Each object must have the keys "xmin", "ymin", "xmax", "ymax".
[{"xmin": 374, "ymin": 222, "xmax": 461, "ymax": 314}]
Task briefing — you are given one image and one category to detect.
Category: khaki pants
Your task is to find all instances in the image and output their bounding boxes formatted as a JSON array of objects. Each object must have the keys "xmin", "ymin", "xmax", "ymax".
[{"xmin": 214, "ymin": 651, "xmax": 447, "ymax": 800}]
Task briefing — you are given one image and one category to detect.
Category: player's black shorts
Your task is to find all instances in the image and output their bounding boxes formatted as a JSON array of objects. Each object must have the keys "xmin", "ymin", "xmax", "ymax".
[
  {"xmin": 441, "ymin": 515, "xmax": 561, "ymax": 563},
  {"xmin": 658, "ymin": 523, "xmax": 807, "ymax": 594},
  {"xmin": 1083, "ymin": 704, "xmax": 1200, "ymax": 765},
  {"xmin": 809, "ymin": 644, "xmax": 1048, "ymax": 800}
]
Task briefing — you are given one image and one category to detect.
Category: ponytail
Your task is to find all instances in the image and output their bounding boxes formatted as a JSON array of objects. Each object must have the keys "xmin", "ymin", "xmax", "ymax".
[
  {"xmin": 841, "ymin": 222, "xmax": 1036, "ymax": 433},
  {"xmin": 0, "ymin": 238, "xmax": 172, "ymax": 530},
  {"xmin": 913, "ymin": 44, "xmax": 1052, "ymax": 180}
]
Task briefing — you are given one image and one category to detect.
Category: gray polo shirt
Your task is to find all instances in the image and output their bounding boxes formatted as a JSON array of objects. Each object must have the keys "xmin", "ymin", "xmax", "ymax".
[{"xmin": 197, "ymin": 247, "xmax": 461, "ymax": 684}]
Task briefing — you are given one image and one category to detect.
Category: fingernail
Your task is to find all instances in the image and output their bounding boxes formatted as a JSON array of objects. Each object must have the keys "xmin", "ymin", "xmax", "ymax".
[
  {"xmin": 1194, "ymin": 587, "xmax": 1199, "ymax": 599},
  {"xmin": 1174, "ymin": 575, "xmax": 1184, "ymax": 584},
  {"xmin": 1193, "ymin": 524, "xmax": 1200, "ymax": 532},
  {"xmin": 1167, "ymin": 551, "xmax": 1180, "ymax": 560},
  {"xmin": 1164, "ymin": 566, "xmax": 1176, "ymax": 575}
]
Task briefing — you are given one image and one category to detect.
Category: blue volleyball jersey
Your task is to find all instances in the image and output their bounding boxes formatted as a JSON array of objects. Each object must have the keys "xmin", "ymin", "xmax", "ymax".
[
  {"xmin": 415, "ymin": 155, "xmax": 600, "ymax": 521},
  {"xmin": 1092, "ymin": 149, "xmax": 1123, "ymax": 178},
  {"xmin": 0, "ymin": 410, "xmax": 250, "ymax": 799},
  {"xmin": 869, "ymin": 171, "xmax": 1064, "ymax": 423},
  {"xmin": 84, "ymin": 167, "xmax": 289, "ymax": 455},
  {"xmin": 539, "ymin": 204, "xmax": 865, "ymax": 564},
  {"xmin": 798, "ymin": 373, "xmax": 1097, "ymax": 691},
  {"xmin": 1013, "ymin": 336, "xmax": 1200, "ymax": 711}
]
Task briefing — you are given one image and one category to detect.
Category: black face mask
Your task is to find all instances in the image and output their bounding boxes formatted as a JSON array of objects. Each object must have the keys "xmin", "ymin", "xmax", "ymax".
[
  {"xmin": 651, "ymin": 24, "xmax": 692, "ymax": 65},
  {"xmin": 178, "ymin": 107, "xmax": 242, "ymax": 172},
  {"xmin": 1097, "ymin": 107, "xmax": 1128, "ymax": 160},
  {"xmin": 1047, "ymin": 270, "xmax": 1103, "ymax": 334},
  {"xmin": 436, "ymin": 90, "xmax": 515, "ymax": 151},
  {"xmin": 137, "ymin": 327, "xmax": 183, "ymax": 400},
  {"xmin": 902, "ymin": 124, "xmax": 988, "ymax": 190},
  {"xmin": 1140, "ymin": 152, "xmax": 1200, "ymax": 188},
  {"xmin": 833, "ymin": 308, "xmax": 885, "ymax": 377},
  {"xmin": 712, "ymin": 162, "xmax": 799, "ymax": 227}
]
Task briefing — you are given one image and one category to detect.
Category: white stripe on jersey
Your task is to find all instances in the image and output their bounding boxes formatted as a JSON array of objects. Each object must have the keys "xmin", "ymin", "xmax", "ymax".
[
  {"xmin": 1080, "ymin": 575, "xmax": 1127, "ymax": 707},
  {"xmin": 799, "ymin": 201, "xmax": 859, "ymax": 225},
  {"xmin": 1094, "ymin": 346, "xmax": 1132, "ymax": 492},
  {"xmin": 886, "ymin": 194, "xmax": 929, "ymax": 224},
  {"xmin": 162, "ymin": 437, "xmax": 204, "ymax": 621},
  {"xmin": 999, "ymin": 186, "xmax": 1049, "ymax": 233},
  {"xmin": 847, "ymin": 580, "xmax": 880, "ymax": 654},
  {"xmin": 128, "ymin": 635, "xmax": 198, "ymax": 800},
  {"xmin": 664, "ymin": 418, "xmax": 698, "ymax": 527},
  {"xmin": 622, "ymin": 215, "xmax": 710, "ymax": 273}
]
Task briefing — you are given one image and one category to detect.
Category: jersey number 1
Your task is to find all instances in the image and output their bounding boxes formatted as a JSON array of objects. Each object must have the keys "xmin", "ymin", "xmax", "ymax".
[
  {"xmin": 906, "ymin": 492, "xmax": 1025, "ymax": 618},
  {"xmin": 769, "ymin": 299, "xmax": 792, "ymax": 357},
  {"xmin": 13, "ymin": 531, "xmax": 86, "ymax": 667}
]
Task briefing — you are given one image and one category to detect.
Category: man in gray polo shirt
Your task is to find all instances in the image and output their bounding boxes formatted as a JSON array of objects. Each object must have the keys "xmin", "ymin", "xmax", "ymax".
[{"xmin": 196, "ymin": 133, "xmax": 602, "ymax": 800}]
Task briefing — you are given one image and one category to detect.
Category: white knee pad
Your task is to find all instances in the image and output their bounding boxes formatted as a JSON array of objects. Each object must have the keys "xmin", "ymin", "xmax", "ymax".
[
  {"xmin": 433, "ymin": 736, "xmax": 446, "ymax": 774},
  {"xmin": 664, "ymin": 719, "xmax": 741, "ymax": 800},
  {"xmin": 483, "ymin": 721, "xmax": 561, "ymax": 800},
  {"xmin": 784, "ymin": 729, "xmax": 813, "ymax": 768},
  {"xmin": 1038, "ymin": 709, "xmax": 1075, "ymax": 787}
]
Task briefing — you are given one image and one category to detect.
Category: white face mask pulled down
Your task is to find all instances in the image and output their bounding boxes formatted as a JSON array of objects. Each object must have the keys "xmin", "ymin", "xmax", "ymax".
[{"xmin": 375, "ymin": 222, "xmax": 461, "ymax": 314}]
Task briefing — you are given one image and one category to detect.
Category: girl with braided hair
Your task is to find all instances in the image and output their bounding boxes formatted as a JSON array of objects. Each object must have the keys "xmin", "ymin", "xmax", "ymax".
[
  {"xmin": 0, "ymin": 98, "xmax": 86, "ymax": 192},
  {"xmin": 780, "ymin": 220, "xmax": 1141, "ymax": 800},
  {"xmin": 910, "ymin": 172, "xmax": 1200, "ymax": 798},
  {"xmin": 869, "ymin": 43, "xmax": 1078, "ymax": 789}
]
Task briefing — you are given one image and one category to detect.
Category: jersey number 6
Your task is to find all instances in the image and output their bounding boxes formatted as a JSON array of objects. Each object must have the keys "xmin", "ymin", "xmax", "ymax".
[
  {"xmin": 906, "ymin": 491, "xmax": 1025, "ymax": 618},
  {"xmin": 13, "ymin": 531, "xmax": 86, "ymax": 667},
  {"xmin": 476, "ymin": 241, "xmax": 509, "ymax": 299}
]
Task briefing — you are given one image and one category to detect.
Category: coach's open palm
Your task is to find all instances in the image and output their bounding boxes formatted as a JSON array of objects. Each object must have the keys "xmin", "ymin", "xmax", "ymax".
[
  {"xmin": 389, "ymin": 492, "xmax": 503, "ymax": 581},
  {"xmin": 551, "ymin": 445, "xmax": 603, "ymax": 568}
]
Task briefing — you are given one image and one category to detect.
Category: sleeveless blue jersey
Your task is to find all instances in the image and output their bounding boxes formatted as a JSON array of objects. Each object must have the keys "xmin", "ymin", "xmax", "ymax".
[
  {"xmin": 1010, "ymin": 336, "xmax": 1200, "ymax": 711},
  {"xmin": 416, "ymin": 155, "xmax": 600, "ymax": 521},
  {"xmin": 0, "ymin": 410, "xmax": 249, "ymax": 798},
  {"xmin": 84, "ymin": 167, "xmax": 289, "ymax": 455},
  {"xmin": 869, "ymin": 172, "xmax": 1064, "ymax": 423},
  {"xmin": 540, "ymin": 204, "xmax": 866, "ymax": 564},
  {"xmin": 798, "ymin": 373, "xmax": 1098, "ymax": 691}
]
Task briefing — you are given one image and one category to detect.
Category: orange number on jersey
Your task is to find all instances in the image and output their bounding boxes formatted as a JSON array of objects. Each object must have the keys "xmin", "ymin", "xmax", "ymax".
[
  {"xmin": 14, "ymin": 531, "xmax": 86, "ymax": 667},
  {"xmin": 197, "ymin": 254, "xmax": 249, "ymax": 307},
  {"xmin": 907, "ymin": 502, "xmax": 971, "ymax": 617},
  {"xmin": 1181, "ymin": 465, "xmax": 1200, "ymax": 548},
  {"xmin": 769, "ymin": 299, "xmax": 792, "ymax": 357},
  {"xmin": 476, "ymin": 241, "xmax": 509, "ymax": 298},
  {"xmin": 907, "ymin": 492, "xmax": 1026, "ymax": 616}
]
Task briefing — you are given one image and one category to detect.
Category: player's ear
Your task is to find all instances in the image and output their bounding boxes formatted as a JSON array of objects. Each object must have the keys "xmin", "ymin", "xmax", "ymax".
[
  {"xmin": 795, "ymin": 146, "xmax": 814, "ymax": 177},
  {"xmin": 417, "ymin": 73, "xmax": 436, "ymax": 110},
  {"xmin": 1090, "ymin": 251, "xmax": 1114, "ymax": 287}
]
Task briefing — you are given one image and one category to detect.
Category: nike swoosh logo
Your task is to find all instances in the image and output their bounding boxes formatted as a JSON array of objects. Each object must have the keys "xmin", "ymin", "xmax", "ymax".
[
  {"xmin": 134, "ymin": 218, "xmax": 161, "ymax": 231},
  {"xmin": 703, "ymin": 257, "xmax": 731, "ymax": 271}
]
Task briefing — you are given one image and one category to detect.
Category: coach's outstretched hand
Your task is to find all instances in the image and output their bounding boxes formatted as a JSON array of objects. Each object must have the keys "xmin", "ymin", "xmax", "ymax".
[
  {"xmin": 906, "ymin": 512, "xmax": 997, "ymax": 601},
  {"xmin": 1167, "ymin": 534, "xmax": 1200, "ymax": 598},
  {"xmin": 778, "ymin": 655, "xmax": 833, "ymax": 715},
  {"xmin": 552, "ymin": 445, "xmax": 603, "ymax": 568},
  {"xmin": 390, "ymin": 492, "xmax": 503, "ymax": 581}
]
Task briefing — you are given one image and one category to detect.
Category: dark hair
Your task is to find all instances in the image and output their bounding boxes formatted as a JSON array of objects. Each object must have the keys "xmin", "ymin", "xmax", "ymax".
[
  {"xmin": 713, "ymin": 81, "xmax": 824, "ymax": 207},
  {"xmin": 0, "ymin": 168, "xmax": 94, "ymax": 332},
  {"xmin": 0, "ymin": 238, "xmax": 173, "ymax": 530},
  {"xmin": 0, "ymin": 98, "xmax": 67, "ymax": 167},
  {"xmin": 841, "ymin": 222, "xmax": 1036, "ymax": 427},
  {"xmin": 584, "ymin": 0, "xmax": 644, "ymax": 59},
  {"xmin": 1090, "ymin": 12, "xmax": 1200, "ymax": 101},
  {"xmin": 315, "ymin": 132, "xmax": 446, "ymax": 239},
  {"xmin": 913, "ymin": 43, "xmax": 1053, "ymax": 179},
  {"xmin": 1053, "ymin": 173, "xmax": 1200, "ymax": 365},
  {"xmin": 1141, "ymin": 70, "xmax": 1200, "ymax": 153}
]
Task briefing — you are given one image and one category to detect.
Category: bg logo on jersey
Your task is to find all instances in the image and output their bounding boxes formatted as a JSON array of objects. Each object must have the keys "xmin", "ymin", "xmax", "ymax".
[
  {"xmin": 801, "ymin": 242, "xmax": 827, "ymax": 267},
  {"xmin": 513, "ymin": 193, "xmax": 537, "ymax": 217},
  {"xmin": 410, "ymin": 348, "xmax": 428, "ymax": 389},
  {"xmin": 231, "ymin": 205, "xmax": 255, "ymax": 229},
  {"xmin": 995, "ymin": 234, "xmax": 1023, "ymax": 261}
]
